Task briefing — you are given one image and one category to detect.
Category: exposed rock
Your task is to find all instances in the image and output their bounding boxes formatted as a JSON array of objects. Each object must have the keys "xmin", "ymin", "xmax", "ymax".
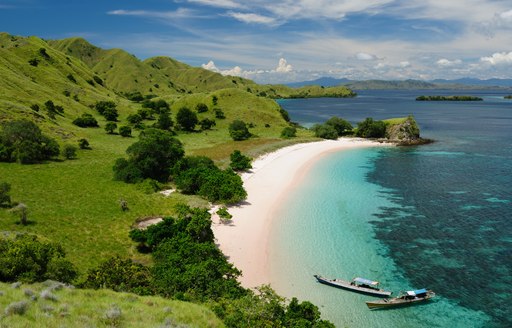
[{"xmin": 385, "ymin": 116, "xmax": 432, "ymax": 145}]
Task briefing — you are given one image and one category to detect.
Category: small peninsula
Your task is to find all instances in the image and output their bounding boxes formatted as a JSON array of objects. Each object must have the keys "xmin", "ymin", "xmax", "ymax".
[{"xmin": 416, "ymin": 95, "xmax": 483, "ymax": 101}]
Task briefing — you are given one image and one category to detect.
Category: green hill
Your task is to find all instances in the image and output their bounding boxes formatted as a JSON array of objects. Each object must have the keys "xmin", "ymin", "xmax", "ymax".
[{"xmin": 0, "ymin": 281, "xmax": 223, "ymax": 327}]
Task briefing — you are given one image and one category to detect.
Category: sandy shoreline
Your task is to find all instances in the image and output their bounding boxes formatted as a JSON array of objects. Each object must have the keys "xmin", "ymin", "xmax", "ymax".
[{"xmin": 211, "ymin": 138, "xmax": 388, "ymax": 288}]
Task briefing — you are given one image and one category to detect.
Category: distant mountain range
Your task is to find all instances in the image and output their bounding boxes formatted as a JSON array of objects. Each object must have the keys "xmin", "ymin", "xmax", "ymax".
[{"xmin": 287, "ymin": 77, "xmax": 512, "ymax": 89}]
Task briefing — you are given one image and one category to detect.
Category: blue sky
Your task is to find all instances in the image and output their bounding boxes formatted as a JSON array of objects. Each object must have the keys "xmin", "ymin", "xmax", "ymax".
[{"xmin": 1, "ymin": 0, "xmax": 512, "ymax": 83}]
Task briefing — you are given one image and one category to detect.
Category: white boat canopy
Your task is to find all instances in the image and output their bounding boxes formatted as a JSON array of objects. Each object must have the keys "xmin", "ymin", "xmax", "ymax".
[{"xmin": 353, "ymin": 277, "xmax": 379, "ymax": 286}]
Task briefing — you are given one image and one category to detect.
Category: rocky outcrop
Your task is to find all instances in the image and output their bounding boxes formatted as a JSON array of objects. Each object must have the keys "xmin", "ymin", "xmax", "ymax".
[{"xmin": 385, "ymin": 116, "xmax": 432, "ymax": 145}]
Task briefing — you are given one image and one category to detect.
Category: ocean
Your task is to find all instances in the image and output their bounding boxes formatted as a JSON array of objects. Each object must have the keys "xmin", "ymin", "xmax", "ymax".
[{"xmin": 272, "ymin": 90, "xmax": 512, "ymax": 327}]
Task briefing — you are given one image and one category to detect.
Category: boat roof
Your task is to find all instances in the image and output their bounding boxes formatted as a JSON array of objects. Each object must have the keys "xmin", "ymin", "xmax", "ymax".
[
  {"xmin": 406, "ymin": 288, "xmax": 427, "ymax": 296},
  {"xmin": 353, "ymin": 277, "xmax": 379, "ymax": 286}
]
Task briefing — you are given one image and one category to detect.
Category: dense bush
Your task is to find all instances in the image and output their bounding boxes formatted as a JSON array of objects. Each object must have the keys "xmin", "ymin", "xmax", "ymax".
[
  {"xmin": 0, "ymin": 119, "xmax": 60, "ymax": 164},
  {"xmin": 78, "ymin": 138, "xmax": 90, "ymax": 149},
  {"xmin": 195, "ymin": 103, "xmax": 209, "ymax": 113},
  {"xmin": 229, "ymin": 120, "xmax": 251, "ymax": 141},
  {"xmin": 119, "ymin": 125, "xmax": 132, "ymax": 137},
  {"xmin": 72, "ymin": 113, "xmax": 98, "ymax": 128},
  {"xmin": 142, "ymin": 99, "xmax": 169, "ymax": 114},
  {"xmin": 114, "ymin": 129, "xmax": 184, "ymax": 183},
  {"xmin": 214, "ymin": 108, "xmax": 225, "ymax": 119},
  {"xmin": 81, "ymin": 256, "xmax": 152, "ymax": 295},
  {"xmin": 356, "ymin": 117, "xmax": 387, "ymax": 138},
  {"xmin": 311, "ymin": 123, "xmax": 338, "ymax": 139},
  {"xmin": 62, "ymin": 144, "xmax": 77, "ymax": 159},
  {"xmin": 281, "ymin": 126, "xmax": 297, "ymax": 138},
  {"xmin": 176, "ymin": 107, "xmax": 198, "ymax": 131},
  {"xmin": 230, "ymin": 150, "xmax": 252, "ymax": 171},
  {"xmin": 0, "ymin": 182, "xmax": 11, "ymax": 207},
  {"xmin": 0, "ymin": 234, "xmax": 77, "ymax": 283},
  {"xmin": 199, "ymin": 118, "xmax": 216, "ymax": 130},
  {"xmin": 172, "ymin": 156, "xmax": 247, "ymax": 204},
  {"xmin": 95, "ymin": 101, "xmax": 118, "ymax": 121},
  {"xmin": 105, "ymin": 122, "xmax": 117, "ymax": 134},
  {"xmin": 325, "ymin": 116, "xmax": 353, "ymax": 136},
  {"xmin": 127, "ymin": 113, "xmax": 143, "ymax": 125},
  {"xmin": 155, "ymin": 108, "xmax": 173, "ymax": 130}
]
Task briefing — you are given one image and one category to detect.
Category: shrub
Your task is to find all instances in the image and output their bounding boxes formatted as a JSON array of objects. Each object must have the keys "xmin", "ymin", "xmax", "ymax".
[
  {"xmin": 136, "ymin": 179, "xmax": 163, "ymax": 194},
  {"xmin": 62, "ymin": 144, "xmax": 77, "ymax": 160},
  {"xmin": 230, "ymin": 150, "xmax": 252, "ymax": 171},
  {"xmin": 195, "ymin": 103, "xmax": 208, "ymax": 113},
  {"xmin": 0, "ymin": 119, "xmax": 59, "ymax": 163},
  {"xmin": 78, "ymin": 138, "xmax": 90, "ymax": 149},
  {"xmin": 214, "ymin": 108, "xmax": 225, "ymax": 119},
  {"xmin": 0, "ymin": 234, "xmax": 77, "ymax": 283},
  {"xmin": 311, "ymin": 124, "xmax": 338, "ymax": 140},
  {"xmin": 30, "ymin": 104, "xmax": 39, "ymax": 112},
  {"xmin": 176, "ymin": 107, "xmax": 198, "ymax": 131},
  {"xmin": 199, "ymin": 118, "xmax": 216, "ymax": 131},
  {"xmin": 81, "ymin": 256, "xmax": 152, "ymax": 295},
  {"xmin": 28, "ymin": 58, "xmax": 39, "ymax": 66},
  {"xmin": 212, "ymin": 95, "xmax": 218, "ymax": 106},
  {"xmin": 72, "ymin": 113, "xmax": 98, "ymax": 128},
  {"xmin": 155, "ymin": 108, "xmax": 173, "ymax": 130},
  {"xmin": 4, "ymin": 301, "xmax": 29, "ymax": 316},
  {"xmin": 66, "ymin": 74, "xmax": 76, "ymax": 83},
  {"xmin": 229, "ymin": 120, "xmax": 251, "ymax": 141},
  {"xmin": 103, "ymin": 305, "xmax": 123, "ymax": 326},
  {"xmin": 95, "ymin": 101, "xmax": 116, "ymax": 115},
  {"xmin": 127, "ymin": 113, "xmax": 143, "ymax": 125},
  {"xmin": 281, "ymin": 126, "xmax": 297, "ymax": 138},
  {"xmin": 102, "ymin": 107, "xmax": 119, "ymax": 121},
  {"xmin": 0, "ymin": 182, "xmax": 11, "ymax": 207},
  {"xmin": 119, "ymin": 126, "xmax": 132, "ymax": 137},
  {"xmin": 356, "ymin": 117, "xmax": 386, "ymax": 138},
  {"xmin": 105, "ymin": 122, "xmax": 117, "ymax": 134},
  {"xmin": 40, "ymin": 289, "xmax": 58, "ymax": 302},
  {"xmin": 217, "ymin": 207, "xmax": 232, "ymax": 222},
  {"xmin": 93, "ymin": 75, "xmax": 104, "ymax": 86},
  {"xmin": 325, "ymin": 116, "xmax": 353, "ymax": 136},
  {"xmin": 114, "ymin": 129, "xmax": 184, "ymax": 183}
]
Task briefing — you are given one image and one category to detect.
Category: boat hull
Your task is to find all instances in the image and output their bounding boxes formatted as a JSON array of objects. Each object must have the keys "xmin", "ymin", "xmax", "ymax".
[
  {"xmin": 366, "ymin": 292, "xmax": 435, "ymax": 309},
  {"xmin": 314, "ymin": 275, "xmax": 392, "ymax": 297}
]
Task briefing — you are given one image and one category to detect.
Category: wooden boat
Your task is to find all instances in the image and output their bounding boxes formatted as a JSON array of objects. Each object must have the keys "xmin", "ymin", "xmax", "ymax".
[
  {"xmin": 366, "ymin": 288, "xmax": 435, "ymax": 309},
  {"xmin": 313, "ymin": 275, "xmax": 392, "ymax": 297}
]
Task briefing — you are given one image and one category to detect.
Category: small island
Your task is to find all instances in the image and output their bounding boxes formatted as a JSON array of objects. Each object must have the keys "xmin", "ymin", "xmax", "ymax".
[
  {"xmin": 505, "ymin": 95, "xmax": 512, "ymax": 99},
  {"xmin": 416, "ymin": 95, "xmax": 483, "ymax": 101}
]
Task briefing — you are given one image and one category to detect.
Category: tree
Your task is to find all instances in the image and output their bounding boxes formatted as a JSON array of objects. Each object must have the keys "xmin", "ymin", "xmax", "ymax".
[
  {"xmin": 356, "ymin": 118, "xmax": 386, "ymax": 138},
  {"xmin": 127, "ymin": 113, "xmax": 143, "ymax": 125},
  {"xmin": 229, "ymin": 120, "xmax": 251, "ymax": 141},
  {"xmin": 11, "ymin": 203, "xmax": 28, "ymax": 225},
  {"xmin": 78, "ymin": 138, "xmax": 90, "ymax": 149},
  {"xmin": 214, "ymin": 108, "xmax": 226, "ymax": 119},
  {"xmin": 105, "ymin": 122, "xmax": 117, "ymax": 134},
  {"xmin": 0, "ymin": 182, "xmax": 11, "ymax": 207},
  {"xmin": 95, "ymin": 101, "xmax": 116, "ymax": 115},
  {"xmin": 102, "ymin": 107, "xmax": 119, "ymax": 121},
  {"xmin": 230, "ymin": 150, "xmax": 252, "ymax": 171},
  {"xmin": 176, "ymin": 107, "xmax": 198, "ymax": 131},
  {"xmin": 195, "ymin": 103, "xmax": 208, "ymax": 113},
  {"xmin": 325, "ymin": 116, "xmax": 353, "ymax": 136},
  {"xmin": 113, "ymin": 129, "xmax": 184, "ymax": 183},
  {"xmin": 311, "ymin": 124, "xmax": 338, "ymax": 140},
  {"xmin": 0, "ymin": 234, "xmax": 77, "ymax": 283},
  {"xmin": 119, "ymin": 126, "xmax": 132, "ymax": 137},
  {"xmin": 0, "ymin": 119, "xmax": 59, "ymax": 164},
  {"xmin": 62, "ymin": 144, "xmax": 77, "ymax": 160},
  {"xmin": 199, "ymin": 118, "xmax": 216, "ymax": 131},
  {"xmin": 155, "ymin": 108, "xmax": 173, "ymax": 130},
  {"xmin": 281, "ymin": 126, "xmax": 297, "ymax": 138},
  {"xmin": 72, "ymin": 113, "xmax": 98, "ymax": 128}
]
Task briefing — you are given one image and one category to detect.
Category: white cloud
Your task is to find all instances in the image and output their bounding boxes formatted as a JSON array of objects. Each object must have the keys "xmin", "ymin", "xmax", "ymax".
[
  {"xmin": 201, "ymin": 60, "xmax": 219, "ymax": 71},
  {"xmin": 436, "ymin": 58, "xmax": 462, "ymax": 66},
  {"xmin": 187, "ymin": 0, "xmax": 242, "ymax": 9},
  {"xmin": 108, "ymin": 8, "xmax": 197, "ymax": 19},
  {"xmin": 275, "ymin": 58, "xmax": 293, "ymax": 73},
  {"xmin": 481, "ymin": 51, "xmax": 512, "ymax": 65},
  {"xmin": 400, "ymin": 61, "xmax": 411, "ymax": 68},
  {"xmin": 227, "ymin": 11, "xmax": 277, "ymax": 25},
  {"xmin": 356, "ymin": 52, "xmax": 378, "ymax": 61}
]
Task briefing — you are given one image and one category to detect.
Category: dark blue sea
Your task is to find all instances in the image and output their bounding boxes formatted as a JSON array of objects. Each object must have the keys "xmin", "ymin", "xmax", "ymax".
[{"xmin": 272, "ymin": 90, "xmax": 512, "ymax": 327}]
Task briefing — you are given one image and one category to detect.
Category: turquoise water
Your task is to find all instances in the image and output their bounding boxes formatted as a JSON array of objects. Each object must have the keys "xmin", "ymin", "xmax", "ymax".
[
  {"xmin": 273, "ymin": 90, "xmax": 511, "ymax": 327},
  {"xmin": 269, "ymin": 148, "xmax": 490, "ymax": 327}
]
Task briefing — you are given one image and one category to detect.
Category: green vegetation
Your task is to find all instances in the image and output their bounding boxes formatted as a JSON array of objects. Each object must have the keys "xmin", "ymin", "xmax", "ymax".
[
  {"xmin": 229, "ymin": 120, "xmax": 252, "ymax": 141},
  {"xmin": 281, "ymin": 126, "xmax": 297, "ymax": 138},
  {"xmin": 416, "ymin": 95, "xmax": 483, "ymax": 101},
  {"xmin": 505, "ymin": 95, "xmax": 512, "ymax": 99},
  {"xmin": 72, "ymin": 113, "xmax": 98, "ymax": 128},
  {"xmin": 0, "ymin": 182, "xmax": 11, "ymax": 207},
  {"xmin": 0, "ymin": 233, "xmax": 77, "ymax": 283},
  {"xmin": 311, "ymin": 116, "xmax": 353, "ymax": 140},
  {"xmin": 355, "ymin": 118, "xmax": 387, "ymax": 138},
  {"xmin": 0, "ymin": 32, "xmax": 344, "ymax": 326},
  {"xmin": 229, "ymin": 150, "xmax": 252, "ymax": 171},
  {"xmin": 176, "ymin": 106, "xmax": 198, "ymax": 131},
  {"xmin": 0, "ymin": 281, "xmax": 223, "ymax": 328},
  {"xmin": 0, "ymin": 119, "xmax": 60, "ymax": 164}
]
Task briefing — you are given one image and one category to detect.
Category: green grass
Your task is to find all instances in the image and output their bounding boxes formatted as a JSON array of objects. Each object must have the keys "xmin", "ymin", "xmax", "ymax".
[
  {"xmin": 0, "ymin": 281, "xmax": 223, "ymax": 327},
  {"xmin": 382, "ymin": 117, "xmax": 408, "ymax": 125}
]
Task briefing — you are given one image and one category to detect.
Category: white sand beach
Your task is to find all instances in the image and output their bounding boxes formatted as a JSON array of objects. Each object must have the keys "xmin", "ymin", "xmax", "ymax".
[{"xmin": 212, "ymin": 138, "xmax": 387, "ymax": 288}]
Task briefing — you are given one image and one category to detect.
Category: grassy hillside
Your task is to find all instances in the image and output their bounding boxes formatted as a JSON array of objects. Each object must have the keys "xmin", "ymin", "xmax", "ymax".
[{"xmin": 0, "ymin": 281, "xmax": 223, "ymax": 327}]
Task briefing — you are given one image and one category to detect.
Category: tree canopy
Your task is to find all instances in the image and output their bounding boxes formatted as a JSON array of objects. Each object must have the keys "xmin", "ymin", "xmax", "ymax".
[
  {"xmin": 176, "ymin": 107, "xmax": 198, "ymax": 132},
  {"xmin": 229, "ymin": 120, "xmax": 251, "ymax": 141},
  {"xmin": 356, "ymin": 117, "xmax": 387, "ymax": 138},
  {"xmin": 113, "ymin": 128, "xmax": 184, "ymax": 183}
]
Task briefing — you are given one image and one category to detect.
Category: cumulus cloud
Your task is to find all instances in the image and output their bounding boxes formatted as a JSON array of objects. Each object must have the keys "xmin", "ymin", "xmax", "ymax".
[
  {"xmin": 356, "ymin": 52, "xmax": 378, "ymax": 61},
  {"xmin": 201, "ymin": 60, "xmax": 219, "ymax": 71},
  {"xmin": 481, "ymin": 51, "xmax": 512, "ymax": 65},
  {"xmin": 436, "ymin": 58, "xmax": 462, "ymax": 66},
  {"xmin": 227, "ymin": 11, "xmax": 277, "ymax": 25},
  {"xmin": 275, "ymin": 58, "xmax": 293, "ymax": 73}
]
